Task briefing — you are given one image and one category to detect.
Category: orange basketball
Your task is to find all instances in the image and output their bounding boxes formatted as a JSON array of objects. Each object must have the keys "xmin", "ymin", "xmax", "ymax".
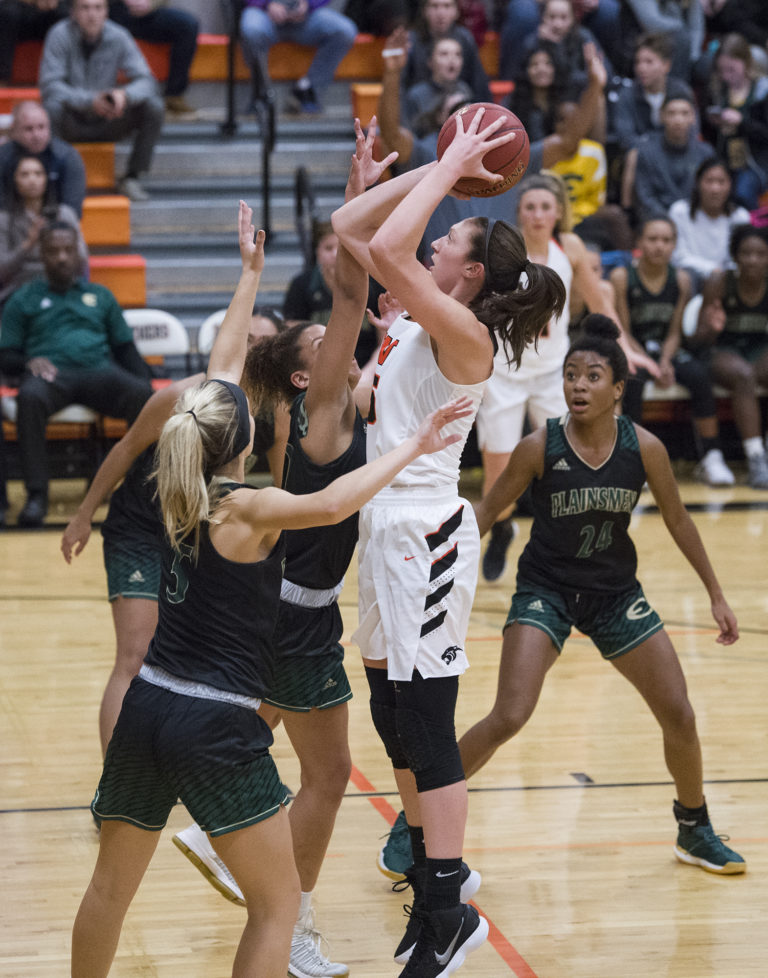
[{"xmin": 436, "ymin": 102, "xmax": 530, "ymax": 197}]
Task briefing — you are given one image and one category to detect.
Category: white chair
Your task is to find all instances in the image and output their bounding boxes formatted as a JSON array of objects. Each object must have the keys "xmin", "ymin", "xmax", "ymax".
[
  {"xmin": 195, "ymin": 308, "xmax": 228, "ymax": 356},
  {"xmin": 123, "ymin": 307, "xmax": 191, "ymax": 358}
]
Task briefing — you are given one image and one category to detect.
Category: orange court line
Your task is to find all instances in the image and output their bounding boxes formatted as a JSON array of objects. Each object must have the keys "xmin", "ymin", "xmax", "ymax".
[{"xmin": 349, "ymin": 763, "xmax": 540, "ymax": 978}]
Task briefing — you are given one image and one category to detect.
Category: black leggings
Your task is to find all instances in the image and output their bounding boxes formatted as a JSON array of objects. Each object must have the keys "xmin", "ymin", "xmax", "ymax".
[{"xmin": 622, "ymin": 351, "xmax": 716, "ymax": 423}]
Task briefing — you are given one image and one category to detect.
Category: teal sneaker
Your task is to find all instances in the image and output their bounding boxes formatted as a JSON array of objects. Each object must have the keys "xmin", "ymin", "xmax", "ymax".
[
  {"xmin": 377, "ymin": 810, "xmax": 413, "ymax": 881},
  {"xmin": 674, "ymin": 822, "xmax": 746, "ymax": 875}
]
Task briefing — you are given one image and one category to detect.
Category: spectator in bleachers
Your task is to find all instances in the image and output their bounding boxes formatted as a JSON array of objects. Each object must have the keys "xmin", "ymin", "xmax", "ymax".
[
  {"xmin": 0, "ymin": 101, "xmax": 87, "ymax": 217},
  {"xmin": 690, "ymin": 222, "xmax": 768, "ymax": 488},
  {"xmin": 107, "ymin": 1, "xmax": 200, "ymax": 118},
  {"xmin": 403, "ymin": 35, "xmax": 473, "ymax": 131},
  {"xmin": 239, "ymin": 0, "xmax": 357, "ymax": 115},
  {"xmin": 615, "ymin": 0, "xmax": 705, "ymax": 82},
  {"xmin": 38, "ymin": 0, "xmax": 164, "ymax": 202},
  {"xmin": 0, "ymin": 221, "xmax": 152, "ymax": 526},
  {"xmin": 510, "ymin": 0, "xmax": 609, "ymax": 95},
  {"xmin": 283, "ymin": 217, "xmax": 382, "ymax": 364},
  {"xmin": 611, "ymin": 214, "xmax": 735, "ymax": 486},
  {"xmin": 551, "ymin": 101, "xmax": 634, "ymax": 249},
  {"xmin": 507, "ymin": 42, "xmax": 572, "ymax": 143},
  {"xmin": 611, "ymin": 32, "xmax": 696, "ymax": 155},
  {"xmin": 499, "ymin": 0, "xmax": 619, "ymax": 80},
  {"xmin": 669, "ymin": 157, "xmax": 750, "ymax": 289},
  {"xmin": 402, "ymin": 0, "xmax": 491, "ymax": 102},
  {"xmin": 701, "ymin": 33, "xmax": 768, "ymax": 211},
  {"xmin": 0, "ymin": 0, "xmax": 67, "ymax": 86},
  {"xmin": 0, "ymin": 154, "xmax": 88, "ymax": 309},
  {"xmin": 633, "ymin": 93, "xmax": 715, "ymax": 223}
]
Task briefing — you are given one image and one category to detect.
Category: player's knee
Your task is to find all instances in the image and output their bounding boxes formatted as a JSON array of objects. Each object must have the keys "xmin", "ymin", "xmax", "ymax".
[
  {"xmin": 396, "ymin": 706, "xmax": 465, "ymax": 792},
  {"xmin": 367, "ymin": 666, "xmax": 410, "ymax": 769},
  {"xmin": 300, "ymin": 747, "xmax": 351, "ymax": 801},
  {"xmin": 486, "ymin": 698, "xmax": 533, "ymax": 743},
  {"xmin": 663, "ymin": 696, "xmax": 698, "ymax": 740}
]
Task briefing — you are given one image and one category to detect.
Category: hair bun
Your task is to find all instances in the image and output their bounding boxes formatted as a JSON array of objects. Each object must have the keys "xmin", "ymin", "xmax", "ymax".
[{"xmin": 579, "ymin": 314, "xmax": 620, "ymax": 342}]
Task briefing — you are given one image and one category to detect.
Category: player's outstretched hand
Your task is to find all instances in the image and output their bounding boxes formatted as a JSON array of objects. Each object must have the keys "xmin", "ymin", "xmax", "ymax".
[
  {"xmin": 347, "ymin": 116, "xmax": 398, "ymax": 200},
  {"xmin": 238, "ymin": 200, "xmax": 266, "ymax": 275},
  {"xmin": 414, "ymin": 396, "xmax": 475, "ymax": 455}
]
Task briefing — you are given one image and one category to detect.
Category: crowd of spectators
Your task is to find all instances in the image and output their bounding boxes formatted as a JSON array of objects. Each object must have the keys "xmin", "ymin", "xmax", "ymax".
[{"xmin": 2, "ymin": 0, "xmax": 768, "ymax": 528}]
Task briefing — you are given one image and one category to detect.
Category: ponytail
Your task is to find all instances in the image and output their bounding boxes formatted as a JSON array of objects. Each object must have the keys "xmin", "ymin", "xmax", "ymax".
[
  {"xmin": 153, "ymin": 381, "xmax": 243, "ymax": 558},
  {"xmin": 467, "ymin": 217, "xmax": 566, "ymax": 368}
]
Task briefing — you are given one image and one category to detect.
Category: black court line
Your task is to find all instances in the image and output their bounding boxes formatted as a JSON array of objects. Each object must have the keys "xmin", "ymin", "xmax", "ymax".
[
  {"xmin": 635, "ymin": 500, "xmax": 768, "ymax": 514},
  {"xmin": 5, "ymin": 777, "xmax": 767, "ymax": 816}
]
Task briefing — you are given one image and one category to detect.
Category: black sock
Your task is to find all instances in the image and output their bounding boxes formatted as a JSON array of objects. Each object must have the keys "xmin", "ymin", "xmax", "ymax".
[
  {"xmin": 673, "ymin": 798, "xmax": 709, "ymax": 827},
  {"xmin": 425, "ymin": 856, "xmax": 462, "ymax": 910},
  {"xmin": 700, "ymin": 436, "xmax": 720, "ymax": 456},
  {"xmin": 408, "ymin": 823, "xmax": 426, "ymax": 868}
]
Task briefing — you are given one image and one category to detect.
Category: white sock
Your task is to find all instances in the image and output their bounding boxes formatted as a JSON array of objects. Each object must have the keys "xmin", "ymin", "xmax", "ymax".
[
  {"xmin": 743, "ymin": 436, "xmax": 764, "ymax": 459},
  {"xmin": 296, "ymin": 891, "xmax": 313, "ymax": 930}
]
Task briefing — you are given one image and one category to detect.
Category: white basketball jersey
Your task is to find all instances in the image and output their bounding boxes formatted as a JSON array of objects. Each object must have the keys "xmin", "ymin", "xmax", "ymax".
[{"xmin": 366, "ymin": 314, "xmax": 486, "ymax": 489}]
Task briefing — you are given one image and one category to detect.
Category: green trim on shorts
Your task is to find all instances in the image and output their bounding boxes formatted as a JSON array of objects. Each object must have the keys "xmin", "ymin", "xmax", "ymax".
[
  {"xmin": 208, "ymin": 788, "xmax": 291, "ymax": 836},
  {"xmin": 507, "ymin": 581, "xmax": 664, "ymax": 660}
]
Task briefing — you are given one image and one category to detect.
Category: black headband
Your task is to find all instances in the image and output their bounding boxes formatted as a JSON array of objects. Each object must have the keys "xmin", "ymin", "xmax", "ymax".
[{"xmin": 210, "ymin": 378, "xmax": 252, "ymax": 464}]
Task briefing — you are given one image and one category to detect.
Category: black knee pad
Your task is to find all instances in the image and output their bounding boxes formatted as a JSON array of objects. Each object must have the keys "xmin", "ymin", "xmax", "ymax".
[
  {"xmin": 366, "ymin": 666, "xmax": 409, "ymax": 770},
  {"xmin": 395, "ymin": 675, "xmax": 465, "ymax": 792}
]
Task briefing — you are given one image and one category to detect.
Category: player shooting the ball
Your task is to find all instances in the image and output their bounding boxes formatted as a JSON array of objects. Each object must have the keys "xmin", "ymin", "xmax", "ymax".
[{"xmin": 332, "ymin": 107, "xmax": 566, "ymax": 977}]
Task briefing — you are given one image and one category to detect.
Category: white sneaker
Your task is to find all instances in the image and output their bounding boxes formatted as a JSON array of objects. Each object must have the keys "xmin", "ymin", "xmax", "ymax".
[
  {"xmin": 172, "ymin": 823, "xmax": 245, "ymax": 906},
  {"xmin": 289, "ymin": 907, "xmax": 349, "ymax": 978},
  {"xmin": 694, "ymin": 449, "xmax": 735, "ymax": 487}
]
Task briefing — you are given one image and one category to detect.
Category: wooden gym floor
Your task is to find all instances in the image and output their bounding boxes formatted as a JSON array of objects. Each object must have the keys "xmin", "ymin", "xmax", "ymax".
[{"xmin": 1, "ymin": 470, "xmax": 766, "ymax": 978}]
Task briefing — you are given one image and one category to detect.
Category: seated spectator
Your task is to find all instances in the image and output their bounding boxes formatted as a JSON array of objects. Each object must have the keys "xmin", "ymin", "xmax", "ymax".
[
  {"xmin": 0, "ymin": 101, "xmax": 87, "ymax": 217},
  {"xmin": 690, "ymin": 222, "xmax": 768, "ymax": 488},
  {"xmin": 615, "ymin": 0, "xmax": 705, "ymax": 82},
  {"xmin": 0, "ymin": 221, "xmax": 152, "ymax": 526},
  {"xmin": 403, "ymin": 35, "xmax": 473, "ymax": 133},
  {"xmin": 633, "ymin": 94, "xmax": 715, "ymax": 223},
  {"xmin": 107, "ymin": 1, "xmax": 200, "ymax": 117},
  {"xmin": 550, "ymin": 101, "xmax": 634, "ymax": 249},
  {"xmin": 0, "ymin": 155, "xmax": 88, "ymax": 308},
  {"xmin": 610, "ymin": 31, "xmax": 696, "ymax": 155},
  {"xmin": 670, "ymin": 158, "xmax": 750, "ymax": 289},
  {"xmin": 512, "ymin": 0, "xmax": 609, "ymax": 95},
  {"xmin": 500, "ymin": 0, "xmax": 617, "ymax": 81},
  {"xmin": 402, "ymin": 0, "xmax": 491, "ymax": 102},
  {"xmin": 702, "ymin": 33, "xmax": 768, "ymax": 211},
  {"xmin": 378, "ymin": 28, "xmax": 609, "ymax": 246},
  {"xmin": 508, "ymin": 42, "xmax": 573, "ymax": 143},
  {"xmin": 239, "ymin": 0, "xmax": 357, "ymax": 115},
  {"xmin": 283, "ymin": 218, "xmax": 382, "ymax": 364},
  {"xmin": 39, "ymin": 0, "xmax": 164, "ymax": 202},
  {"xmin": 611, "ymin": 215, "xmax": 735, "ymax": 486},
  {"xmin": 0, "ymin": 0, "xmax": 67, "ymax": 86}
]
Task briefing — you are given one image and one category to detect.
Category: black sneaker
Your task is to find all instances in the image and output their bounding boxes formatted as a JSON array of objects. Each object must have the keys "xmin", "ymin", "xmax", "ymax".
[
  {"xmin": 18, "ymin": 492, "xmax": 47, "ymax": 527},
  {"xmin": 286, "ymin": 83, "xmax": 321, "ymax": 115},
  {"xmin": 481, "ymin": 518, "xmax": 516, "ymax": 581},
  {"xmin": 393, "ymin": 862, "xmax": 481, "ymax": 964},
  {"xmin": 399, "ymin": 904, "xmax": 489, "ymax": 977}
]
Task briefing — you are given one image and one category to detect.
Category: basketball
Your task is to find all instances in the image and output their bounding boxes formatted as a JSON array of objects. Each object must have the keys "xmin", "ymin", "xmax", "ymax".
[{"xmin": 436, "ymin": 102, "xmax": 529, "ymax": 197}]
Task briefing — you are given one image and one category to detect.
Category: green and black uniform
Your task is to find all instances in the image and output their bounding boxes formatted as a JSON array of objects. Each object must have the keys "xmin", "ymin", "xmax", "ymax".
[
  {"xmin": 264, "ymin": 392, "xmax": 366, "ymax": 711},
  {"xmin": 622, "ymin": 265, "xmax": 716, "ymax": 422},
  {"xmin": 93, "ymin": 484, "xmax": 289, "ymax": 835},
  {"xmin": 718, "ymin": 269, "xmax": 768, "ymax": 362},
  {"xmin": 509, "ymin": 414, "xmax": 664, "ymax": 658}
]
